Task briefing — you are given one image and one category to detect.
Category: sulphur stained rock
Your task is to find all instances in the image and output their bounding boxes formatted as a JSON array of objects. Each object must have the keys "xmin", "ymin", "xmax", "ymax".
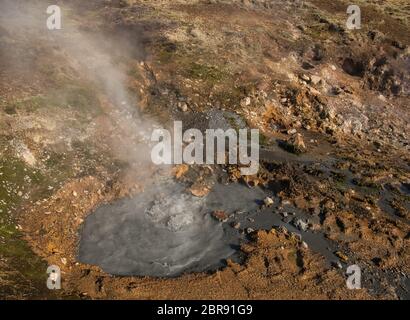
[
  {"xmin": 211, "ymin": 210, "xmax": 229, "ymax": 222},
  {"xmin": 280, "ymin": 133, "xmax": 307, "ymax": 154}
]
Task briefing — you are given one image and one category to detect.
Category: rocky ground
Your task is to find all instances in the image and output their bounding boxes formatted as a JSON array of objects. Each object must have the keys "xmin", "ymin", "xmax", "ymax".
[{"xmin": 0, "ymin": 0, "xmax": 409, "ymax": 299}]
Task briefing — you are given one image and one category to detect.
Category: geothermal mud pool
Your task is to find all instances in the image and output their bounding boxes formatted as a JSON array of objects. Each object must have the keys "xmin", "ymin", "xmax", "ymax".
[{"xmin": 79, "ymin": 181, "xmax": 266, "ymax": 276}]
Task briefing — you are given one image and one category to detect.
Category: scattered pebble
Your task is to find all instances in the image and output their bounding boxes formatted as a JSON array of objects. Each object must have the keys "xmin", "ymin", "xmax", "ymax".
[
  {"xmin": 311, "ymin": 75, "xmax": 322, "ymax": 85},
  {"xmin": 211, "ymin": 210, "xmax": 229, "ymax": 222},
  {"xmin": 335, "ymin": 251, "xmax": 349, "ymax": 262},
  {"xmin": 246, "ymin": 228, "xmax": 255, "ymax": 234},
  {"xmin": 264, "ymin": 197, "xmax": 274, "ymax": 207},
  {"xmin": 232, "ymin": 222, "xmax": 241, "ymax": 229},
  {"xmin": 293, "ymin": 218, "xmax": 309, "ymax": 232}
]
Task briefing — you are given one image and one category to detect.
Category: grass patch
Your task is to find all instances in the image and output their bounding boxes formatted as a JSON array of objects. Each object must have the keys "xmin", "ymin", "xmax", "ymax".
[
  {"xmin": 0, "ymin": 157, "xmax": 53, "ymax": 297},
  {"xmin": 185, "ymin": 62, "xmax": 227, "ymax": 85},
  {"xmin": 1, "ymin": 84, "xmax": 103, "ymax": 120}
]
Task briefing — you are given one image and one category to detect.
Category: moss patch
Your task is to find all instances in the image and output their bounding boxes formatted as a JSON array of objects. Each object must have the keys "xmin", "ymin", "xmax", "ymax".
[{"xmin": 0, "ymin": 157, "xmax": 55, "ymax": 298}]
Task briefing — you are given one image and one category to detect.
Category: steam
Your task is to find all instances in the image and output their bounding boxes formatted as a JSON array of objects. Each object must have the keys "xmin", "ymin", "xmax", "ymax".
[{"xmin": 1, "ymin": 0, "xmax": 155, "ymax": 166}]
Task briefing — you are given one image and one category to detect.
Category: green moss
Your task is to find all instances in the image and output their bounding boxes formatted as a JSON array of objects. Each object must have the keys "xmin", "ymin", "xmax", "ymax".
[
  {"xmin": 158, "ymin": 48, "xmax": 175, "ymax": 64},
  {"xmin": 4, "ymin": 105, "xmax": 17, "ymax": 115},
  {"xmin": 64, "ymin": 86, "xmax": 102, "ymax": 116},
  {"xmin": 157, "ymin": 41, "xmax": 179, "ymax": 64},
  {"xmin": 259, "ymin": 134, "xmax": 272, "ymax": 147},
  {"xmin": 0, "ymin": 157, "xmax": 54, "ymax": 297},
  {"xmin": 213, "ymin": 86, "xmax": 244, "ymax": 107},
  {"xmin": 331, "ymin": 171, "xmax": 346, "ymax": 183},
  {"xmin": 0, "ymin": 158, "xmax": 44, "ymax": 214},
  {"xmin": 185, "ymin": 62, "xmax": 227, "ymax": 84},
  {"xmin": 352, "ymin": 177, "xmax": 380, "ymax": 189},
  {"xmin": 0, "ymin": 141, "xmax": 113, "ymax": 296},
  {"xmin": 2, "ymin": 84, "xmax": 102, "ymax": 119},
  {"xmin": 127, "ymin": 67, "xmax": 141, "ymax": 80}
]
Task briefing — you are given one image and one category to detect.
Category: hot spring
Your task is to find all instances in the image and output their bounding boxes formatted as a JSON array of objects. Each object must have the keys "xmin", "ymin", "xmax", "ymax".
[{"xmin": 78, "ymin": 180, "xmax": 265, "ymax": 277}]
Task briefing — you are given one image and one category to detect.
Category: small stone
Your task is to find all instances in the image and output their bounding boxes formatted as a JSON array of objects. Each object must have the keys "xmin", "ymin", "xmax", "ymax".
[
  {"xmin": 292, "ymin": 232, "xmax": 302, "ymax": 242},
  {"xmin": 283, "ymin": 216, "xmax": 292, "ymax": 223},
  {"xmin": 300, "ymin": 74, "xmax": 311, "ymax": 82},
  {"xmin": 332, "ymin": 261, "xmax": 343, "ymax": 269},
  {"xmin": 311, "ymin": 75, "xmax": 322, "ymax": 85},
  {"xmin": 61, "ymin": 257, "xmax": 67, "ymax": 265},
  {"xmin": 190, "ymin": 28, "xmax": 202, "ymax": 38},
  {"xmin": 392, "ymin": 40, "xmax": 405, "ymax": 50},
  {"xmin": 189, "ymin": 183, "xmax": 210, "ymax": 197},
  {"xmin": 293, "ymin": 218, "xmax": 309, "ymax": 232},
  {"xmin": 292, "ymin": 133, "xmax": 306, "ymax": 150},
  {"xmin": 179, "ymin": 102, "xmax": 188, "ymax": 112},
  {"xmin": 246, "ymin": 227, "xmax": 255, "ymax": 234},
  {"xmin": 72, "ymin": 191, "xmax": 78, "ymax": 197},
  {"xmin": 211, "ymin": 210, "xmax": 228, "ymax": 222},
  {"xmin": 281, "ymin": 211, "xmax": 288, "ymax": 218},
  {"xmin": 282, "ymin": 133, "xmax": 307, "ymax": 154},
  {"xmin": 302, "ymin": 241, "xmax": 308, "ymax": 249},
  {"xmin": 335, "ymin": 251, "xmax": 349, "ymax": 262},
  {"xmin": 278, "ymin": 226, "xmax": 288, "ymax": 234},
  {"xmin": 331, "ymin": 86, "xmax": 342, "ymax": 95},
  {"xmin": 312, "ymin": 207, "xmax": 321, "ymax": 215},
  {"xmin": 302, "ymin": 61, "xmax": 314, "ymax": 70},
  {"xmin": 232, "ymin": 222, "xmax": 241, "ymax": 229},
  {"xmin": 264, "ymin": 197, "xmax": 274, "ymax": 207}
]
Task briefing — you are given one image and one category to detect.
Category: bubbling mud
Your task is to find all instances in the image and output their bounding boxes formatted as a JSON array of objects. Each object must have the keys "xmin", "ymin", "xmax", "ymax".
[{"xmin": 78, "ymin": 181, "xmax": 265, "ymax": 277}]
